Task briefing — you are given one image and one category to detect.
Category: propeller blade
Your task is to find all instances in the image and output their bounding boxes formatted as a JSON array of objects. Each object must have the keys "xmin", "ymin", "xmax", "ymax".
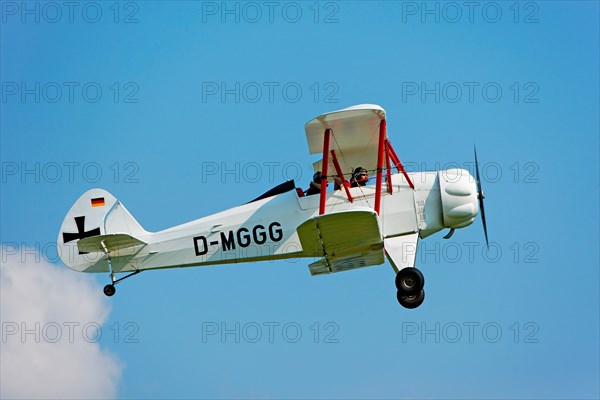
[
  {"xmin": 480, "ymin": 193, "xmax": 489, "ymax": 248},
  {"xmin": 474, "ymin": 147, "xmax": 481, "ymax": 190},
  {"xmin": 474, "ymin": 146, "xmax": 489, "ymax": 248}
]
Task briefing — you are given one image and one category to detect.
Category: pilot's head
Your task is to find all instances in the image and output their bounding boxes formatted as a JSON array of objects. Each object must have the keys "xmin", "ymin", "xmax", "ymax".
[
  {"xmin": 352, "ymin": 167, "xmax": 369, "ymax": 186},
  {"xmin": 312, "ymin": 171, "xmax": 322, "ymax": 183}
]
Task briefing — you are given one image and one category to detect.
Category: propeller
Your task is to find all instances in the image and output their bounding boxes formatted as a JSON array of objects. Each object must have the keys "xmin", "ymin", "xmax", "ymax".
[{"xmin": 474, "ymin": 146, "xmax": 489, "ymax": 248}]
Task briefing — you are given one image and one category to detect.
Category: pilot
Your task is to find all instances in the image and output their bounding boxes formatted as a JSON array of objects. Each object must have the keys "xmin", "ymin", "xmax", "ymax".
[
  {"xmin": 305, "ymin": 171, "xmax": 322, "ymax": 196},
  {"xmin": 350, "ymin": 167, "xmax": 369, "ymax": 187}
]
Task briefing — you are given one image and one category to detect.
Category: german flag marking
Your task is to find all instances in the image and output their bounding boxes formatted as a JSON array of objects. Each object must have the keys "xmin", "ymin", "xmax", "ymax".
[{"xmin": 91, "ymin": 197, "xmax": 105, "ymax": 207}]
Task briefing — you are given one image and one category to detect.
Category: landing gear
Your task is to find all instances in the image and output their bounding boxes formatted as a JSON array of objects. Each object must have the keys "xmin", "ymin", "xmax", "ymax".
[
  {"xmin": 397, "ymin": 289, "xmax": 425, "ymax": 309},
  {"xmin": 99, "ymin": 239, "xmax": 141, "ymax": 297},
  {"xmin": 103, "ymin": 284, "xmax": 116, "ymax": 297},
  {"xmin": 102, "ymin": 270, "xmax": 141, "ymax": 297},
  {"xmin": 395, "ymin": 267, "xmax": 425, "ymax": 309},
  {"xmin": 395, "ymin": 267, "xmax": 424, "ymax": 296}
]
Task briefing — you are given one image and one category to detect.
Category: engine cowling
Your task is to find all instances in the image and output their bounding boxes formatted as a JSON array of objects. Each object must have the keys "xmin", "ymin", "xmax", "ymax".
[{"xmin": 438, "ymin": 169, "xmax": 479, "ymax": 229}]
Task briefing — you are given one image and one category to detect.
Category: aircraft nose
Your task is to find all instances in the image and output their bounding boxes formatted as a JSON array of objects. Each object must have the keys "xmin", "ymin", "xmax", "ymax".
[{"xmin": 438, "ymin": 169, "xmax": 479, "ymax": 229}]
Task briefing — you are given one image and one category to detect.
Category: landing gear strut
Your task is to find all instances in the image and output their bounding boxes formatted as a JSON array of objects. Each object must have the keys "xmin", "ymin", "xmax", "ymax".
[
  {"xmin": 100, "ymin": 240, "xmax": 141, "ymax": 297},
  {"xmin": 102, "ymin": 270, "xmax": 140, "ymax": 297},
  {"xmin": 395, "ymin": 267, "xmax": 425, "ymax": 309}
]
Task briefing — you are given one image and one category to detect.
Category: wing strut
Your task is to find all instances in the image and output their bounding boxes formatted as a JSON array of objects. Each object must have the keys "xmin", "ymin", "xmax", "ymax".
[
  {"xmin": 319, "ymin": 128, "xmax": 332, "ymax": 215},
  {"xmin": 331, "ymin": 149, "xmax": 353, "ymax": 203},
  {"xmin": 386, "ymin": 139, "xmax": 415, "ymax": 189},
  {"xmin": 385, "ymin": 143, "xmax": 393, "ymax": 194},
  {"xmin": 374, "ymin": 120, "xmax": 387, "ymax": 215}
]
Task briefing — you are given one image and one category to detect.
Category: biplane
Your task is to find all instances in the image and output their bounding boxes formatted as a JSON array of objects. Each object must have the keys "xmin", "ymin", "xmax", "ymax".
[{"xmin": 57, "ymin": 104, "xmax": 488, "ymax": 309}]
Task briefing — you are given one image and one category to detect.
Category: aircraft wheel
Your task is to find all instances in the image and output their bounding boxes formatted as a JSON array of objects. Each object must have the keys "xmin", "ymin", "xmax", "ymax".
[
  {"xmin": 395, "ymin": 267, "xmax": 424, "ymax": 295},
  {"xmin": 397, "ymin": 290, "xmax": 425, "ymax": 309},
  {"xmin": 103, "ymin": 284, "xmax": 116, "ymax": 297}
]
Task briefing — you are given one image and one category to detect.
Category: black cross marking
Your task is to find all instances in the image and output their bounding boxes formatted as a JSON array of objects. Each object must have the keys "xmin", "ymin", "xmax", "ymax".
[{"xmin": 62, "ymin": 216, "xmax": 100, "ymax": 254}]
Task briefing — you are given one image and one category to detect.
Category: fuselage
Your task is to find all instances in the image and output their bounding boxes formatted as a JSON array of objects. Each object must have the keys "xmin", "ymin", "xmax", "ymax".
[{"xmin": 73, "ymin": 169, "xmax": 478, "ymax": 274}]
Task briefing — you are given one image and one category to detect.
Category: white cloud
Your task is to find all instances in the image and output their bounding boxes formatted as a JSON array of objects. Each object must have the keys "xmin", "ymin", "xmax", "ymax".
[{"xmin": 1, "ymin": 247, "xmax": 122, "ymax": 399}]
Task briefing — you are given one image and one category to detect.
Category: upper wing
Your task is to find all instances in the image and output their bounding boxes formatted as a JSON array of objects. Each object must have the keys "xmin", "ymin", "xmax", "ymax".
[
  {"xmin": 296, "ymin": 208, "xmax": 384, "ymax": 275},
  {"xmin": 305, "ymin": 104, "xmax": 386, "ymax": 177}
]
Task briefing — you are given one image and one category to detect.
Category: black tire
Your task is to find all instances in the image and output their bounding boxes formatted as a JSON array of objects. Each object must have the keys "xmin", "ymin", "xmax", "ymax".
[
  {"xmin": 397, "ymin": 289, "xmax": 425, "ymax": 309},
  {"xmin": 395, "ymin": 267, "xmax": 425, "ymax": 295},
  {"xmin": 103, "ymin": 284, "xmax": 116, "ymax": 297}
]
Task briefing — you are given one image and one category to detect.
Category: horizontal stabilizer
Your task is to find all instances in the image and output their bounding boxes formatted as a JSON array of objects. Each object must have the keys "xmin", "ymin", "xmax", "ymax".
[{"xmin": 77, "ymin": 233, "xmax": 146, "ymax": 254}]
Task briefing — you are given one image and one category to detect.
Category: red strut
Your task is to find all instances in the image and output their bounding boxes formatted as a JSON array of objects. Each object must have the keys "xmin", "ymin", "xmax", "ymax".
[
  {"xmin": 374, "ymin": 120, "xmax": 386, "ymax": 215},
  {"xmin": 386, "ymin": 139, "xmax": 415, "ymax": 190},
  {"xmin": 385, "ymin": 142, "xmax": 392, "ymax": 194},
  {"xmin": 331, "ymin": 149, "xmax": 353, "ymax": 203},
  {"xmin": 319, "ymin": 129, "xmax": 331, "ymax": 215}
]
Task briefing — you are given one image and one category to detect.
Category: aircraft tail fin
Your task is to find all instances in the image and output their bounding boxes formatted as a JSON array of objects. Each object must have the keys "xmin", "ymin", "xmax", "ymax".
[{"xmin": 57, "ymin": 189, "xmax": 148, "ymax": 272}]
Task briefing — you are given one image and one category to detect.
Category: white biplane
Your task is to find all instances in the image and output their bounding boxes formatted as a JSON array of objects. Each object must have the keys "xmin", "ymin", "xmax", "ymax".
[{"xmin": 57, "ymin": 104, "xmax": 488, "ymax": 309}]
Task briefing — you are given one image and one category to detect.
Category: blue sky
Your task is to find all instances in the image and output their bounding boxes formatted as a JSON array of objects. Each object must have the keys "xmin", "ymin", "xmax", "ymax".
[{"xmin": 1, "ymin": 1, "xmax": 598, "ymax": 399}]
